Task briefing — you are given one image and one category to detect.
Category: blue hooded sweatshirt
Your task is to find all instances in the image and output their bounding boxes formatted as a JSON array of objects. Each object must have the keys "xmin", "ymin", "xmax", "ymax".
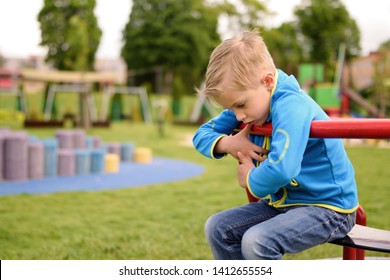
[{"xmin": 193, "ymin": 69, "xmax": 358, "ymax": 213}]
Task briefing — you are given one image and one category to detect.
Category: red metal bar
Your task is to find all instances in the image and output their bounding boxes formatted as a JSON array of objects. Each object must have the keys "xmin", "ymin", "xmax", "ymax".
[{"xmin": 239, "ymin": 118, "xmax": 390, "ymax": 139}]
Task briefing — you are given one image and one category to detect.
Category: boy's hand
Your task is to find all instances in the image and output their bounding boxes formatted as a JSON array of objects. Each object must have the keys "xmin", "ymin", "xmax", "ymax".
[
  {"xmin": 237, "ymin": 151, "xmax": 255, "ymax": 188},
  {"xmin": 215, "ymin": 123, "xmax": 268, "ymax": 162}
]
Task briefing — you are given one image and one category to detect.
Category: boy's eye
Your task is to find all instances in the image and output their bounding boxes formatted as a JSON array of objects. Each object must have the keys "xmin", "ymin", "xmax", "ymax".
[{"xmin": 236, "ymin": 103, "xmax": 245, "ymax": 108}]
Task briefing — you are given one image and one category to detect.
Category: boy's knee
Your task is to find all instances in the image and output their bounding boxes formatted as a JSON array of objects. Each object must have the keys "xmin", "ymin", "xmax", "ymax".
[
  {"xmin": 204, "ymin": 212, "xmax": 233, "ymax": 244},
  {"xmin": 204, "ymin": 213, "xmax": 222, "ymax": 239},
  {"xmin": 241, "ymin": 228, "xmax": 282, "ymax": 260},
  {"xmin": 204, "ymin": 215, "xmax": 213, "ymax": 238},
  {"xmin": 241, "ymin": 229, "xmax": 261, "ymax": 259}
]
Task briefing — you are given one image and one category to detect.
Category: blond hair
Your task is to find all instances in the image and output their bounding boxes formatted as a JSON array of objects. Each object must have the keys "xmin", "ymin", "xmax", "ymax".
[{"xmin": 201, "ymin": 29, "xmax": 275, "ymax": 97}]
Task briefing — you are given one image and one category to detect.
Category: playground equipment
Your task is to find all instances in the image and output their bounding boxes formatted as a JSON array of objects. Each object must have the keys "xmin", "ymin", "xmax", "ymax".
[
  {"xmin": 0, "ymin": 127, "xmax": 140, "ymax": 183},
  {"xmin": 299, "ymin": 63, "xmax": 343, "ymax": 117},
  {"xmin": 105, "ymin": 153, "xmax": 120, "ymax": 173},
  {"xmin": 239, "ymin": 119, "xmax": 390, "ymax": 260},
  {"xmin": 298, "ymin": 43, "xmax": 387, "ymax": 118},
  {"xmin": 0, "ymin": 69, "xmax": 28, "ymax": 117},
  {"xmin": 100, "ymin": 85, "xmax": 152, "ymax": 124},
  {"xmin": 43, "ymin": 83, "xmax": 98, "ymax": 122},
  {"xmin": 237, "ymin": 118, "xmax": 390, "ymax": 139},
  {"xmin": 299, "ymin": 64, "xmax": 384, "ymax": 118},
  {"xmin": 190, "ymin": 82, "xmax": 219, "ymax": 124},
  {"xmin": 134, "ymin": 147, "xmax": 153, "ymax": 164},
  {"xmin": 20, "ymin": 69, "xmax": 126, "ymax": 128}
]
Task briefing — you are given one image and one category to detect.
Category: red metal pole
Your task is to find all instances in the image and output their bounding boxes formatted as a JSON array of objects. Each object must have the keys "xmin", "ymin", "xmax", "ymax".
[
  {"xmin": 343, "ymin": 247, "xmax": 357, "ymax": 260},
  {"xmin": 355, "ymin": 205, "xmax": 367, "ymax": 260},
  {"xmin": 239, "ymin": 118, "xmax": 390, "ymax": 139}
]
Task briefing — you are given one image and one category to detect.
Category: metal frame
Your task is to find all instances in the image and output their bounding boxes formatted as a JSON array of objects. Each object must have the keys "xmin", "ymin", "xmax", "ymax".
[
  {"xmin": 100, "ymin": 85, "xmax": 152, "ymax": 123},
  {"xmin": 239, "ymin": 118, "xmax": 390, "ymax": 139},
  {"xmin": 43, "ymin": 83, "xmax": 97, "ymax": 122}
]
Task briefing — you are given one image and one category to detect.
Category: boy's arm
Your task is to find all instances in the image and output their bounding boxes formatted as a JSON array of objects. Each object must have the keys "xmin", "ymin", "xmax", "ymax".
[
  {"xmin": 215, "ymin": 124, "xmax": 267, "ymax": 161},
  {"xmin": 246, "ymin": 94, "xmax": 315, "ymax": 198},
  {"xmin": 192, "ymin": 110, "xmax": 265, "ymax": 161},
  {"xmin": 192, "ymin": 109, "xmax": 240, "ymax": 159}
]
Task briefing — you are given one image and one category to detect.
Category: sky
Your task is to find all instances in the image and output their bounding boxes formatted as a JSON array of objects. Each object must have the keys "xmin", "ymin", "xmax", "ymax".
[{"xmin": 0, "ymin": 0, "xmax": 390, "ymax": 60}]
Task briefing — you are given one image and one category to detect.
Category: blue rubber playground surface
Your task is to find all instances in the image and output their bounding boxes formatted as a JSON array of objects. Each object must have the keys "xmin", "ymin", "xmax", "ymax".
[{"xmin": 0, "ymin": 157, "xmax": 204, "ymax": 196}]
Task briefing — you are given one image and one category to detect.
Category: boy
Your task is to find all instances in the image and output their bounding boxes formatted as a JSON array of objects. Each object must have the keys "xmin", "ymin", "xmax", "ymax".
[{"xmin": 192, "ymin": 30, "xmax": 358, "ymax": 260}]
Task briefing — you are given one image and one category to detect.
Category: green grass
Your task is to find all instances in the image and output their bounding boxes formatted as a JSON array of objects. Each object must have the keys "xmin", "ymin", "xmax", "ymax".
[{"xmin": 0, "ymin": 121, "xmax": 389, "ymax": 260}]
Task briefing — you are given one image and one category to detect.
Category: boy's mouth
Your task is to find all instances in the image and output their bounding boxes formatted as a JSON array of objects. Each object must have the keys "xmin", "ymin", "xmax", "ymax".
[{"xmin": 253, "ymin": 120, "xmax": 265, "ymax": 127}]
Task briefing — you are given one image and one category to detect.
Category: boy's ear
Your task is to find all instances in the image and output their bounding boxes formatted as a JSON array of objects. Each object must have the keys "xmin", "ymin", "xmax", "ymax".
[{"xmin": 263, "ymin": 72, "xmax": 275, "ymax": 90}]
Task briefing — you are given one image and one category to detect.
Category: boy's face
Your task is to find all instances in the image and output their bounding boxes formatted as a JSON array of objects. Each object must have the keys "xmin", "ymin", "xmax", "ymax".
[{"xmin": 214, "ymin": 72, "xmax": 274, "ymax": 127}]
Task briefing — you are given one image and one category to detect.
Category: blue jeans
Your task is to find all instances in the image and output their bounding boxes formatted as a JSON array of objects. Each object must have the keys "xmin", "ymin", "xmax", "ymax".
[{"xmin": 205, "ymin": 200, "xmax": 356, "ymax": 259}]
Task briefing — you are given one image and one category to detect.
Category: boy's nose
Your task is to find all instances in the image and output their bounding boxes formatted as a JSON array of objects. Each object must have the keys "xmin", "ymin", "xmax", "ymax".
[{"xmin": 235, "ymin": 112, "xmax": 246, "ymax": 122}]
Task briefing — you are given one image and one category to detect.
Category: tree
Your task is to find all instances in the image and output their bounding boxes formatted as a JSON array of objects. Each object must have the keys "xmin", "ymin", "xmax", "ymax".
[
  {"xmin": 121, "ymin": 0, "xmax": 271, "ymax": 91},
  {"xmin": 261, "ymin": 22, "xmax": 304, "ymax": 76},
  {"xmin": 0, "ymin": 52, "xmax": 5, "ymax": 67},
  {"xmin": 379, "ymin": 39, "xmax": 390, "ymax": 52},
  {"xmin": 121, "ymin": 0, "xmax": 220, "ymax": 116},
  {"xmin": 217, "ymin": 0, "xmax": 268, "ymax": 38},
  {"xmin": 37, "ymin": 0, "xmax": 102, "ymax": 71},
  {"xmin": 294, "ymin": 0, "xmax": 360, "ymax": 81}
]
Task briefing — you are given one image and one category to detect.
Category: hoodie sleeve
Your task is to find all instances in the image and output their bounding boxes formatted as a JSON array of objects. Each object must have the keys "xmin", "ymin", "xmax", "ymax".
[
  {"xmin": 192, "ymin": 109, "xmax": 240, "ymax": 159},
  {"xmin": 247, "ymin": 91, "xmax": 315, "ymax": 199}
]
